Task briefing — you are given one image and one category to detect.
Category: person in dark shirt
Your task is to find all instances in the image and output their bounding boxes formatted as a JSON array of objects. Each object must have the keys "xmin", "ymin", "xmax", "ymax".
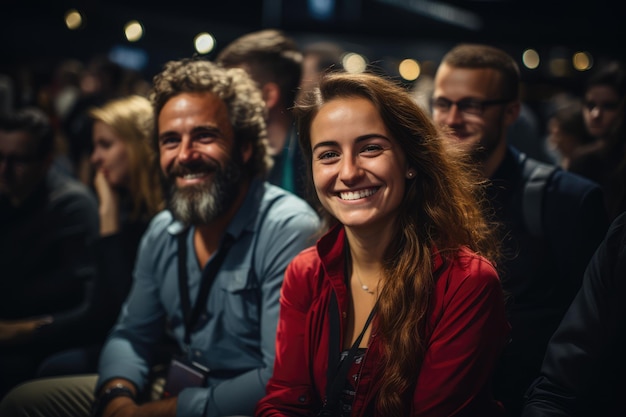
[
  {"xmin": 569, "ymin": 61, "xmax": 626, "ymax": 221},
  {"xmin": 0, "ymin": 107, "xmax": 99, "ymax": 396},
  {"xmin": 431, "ymin": 43, "xmax": 610, "ymax": 416},
  {"xmin": 522, "ymin": 210, "xmax": 626, "ymax": 417},
  {"xmin": 216, "ymin": 29, "xmax": 308, "ymax": 201}
]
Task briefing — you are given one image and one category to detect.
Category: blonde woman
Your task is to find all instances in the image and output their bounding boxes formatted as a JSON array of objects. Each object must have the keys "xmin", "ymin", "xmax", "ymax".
[{"xmin": 36, "ymin": 95, "xmax": 164, "ymax": 377}]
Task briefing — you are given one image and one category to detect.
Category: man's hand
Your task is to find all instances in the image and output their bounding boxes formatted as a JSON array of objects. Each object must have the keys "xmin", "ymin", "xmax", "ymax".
[
  {"xmin": 103, "ymin": 397, "xmax": 177, "ymax": 417},
  {"xmin": 97, "ymin": 379, "xmax": 177, "ymax": 417},
  {"xmin": 103, "ymin": 396, "xmax": 137, "ymax": 417}
]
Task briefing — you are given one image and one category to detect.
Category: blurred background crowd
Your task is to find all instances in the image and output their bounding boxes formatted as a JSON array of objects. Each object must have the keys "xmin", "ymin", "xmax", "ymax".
[{"xmin": 2, "ymin": 0, "xmax": 625, "ymax": 179}]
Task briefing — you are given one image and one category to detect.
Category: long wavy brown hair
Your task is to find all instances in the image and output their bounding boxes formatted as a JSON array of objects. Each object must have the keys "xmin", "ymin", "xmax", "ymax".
[{"xmin": 294, "ymin": 71, "xmax": 501, "ymax": 416}]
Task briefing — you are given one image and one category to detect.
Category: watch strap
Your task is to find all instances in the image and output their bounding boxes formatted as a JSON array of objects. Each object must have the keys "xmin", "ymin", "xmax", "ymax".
[{"xmin": 91, "ymin": 383, "xmax": 135, "ymax": 417}]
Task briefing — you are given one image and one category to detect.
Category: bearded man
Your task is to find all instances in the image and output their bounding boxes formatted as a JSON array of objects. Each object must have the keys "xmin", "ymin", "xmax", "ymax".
[{"xmin": 0, "ymin": 58, "xmax": 320, "ymax": 417}]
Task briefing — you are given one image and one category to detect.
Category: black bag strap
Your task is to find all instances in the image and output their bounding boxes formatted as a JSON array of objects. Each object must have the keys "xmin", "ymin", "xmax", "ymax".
[
  {"xmin": 322, "ymin": 291, "xmax": 377, "ymax": 414},
  {"xmin": 177, "ymin": 229, "xmax": 234, "ymax": 347},
  {"xmin": 520, "ymin": 153, "xmax": 558, "ymax": 238}
]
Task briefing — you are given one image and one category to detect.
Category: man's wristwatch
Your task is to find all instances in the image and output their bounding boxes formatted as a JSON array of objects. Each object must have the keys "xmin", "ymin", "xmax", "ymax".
[{"xmin": 91, "ymin": 383, "xmax": 135, "ymax": 417}]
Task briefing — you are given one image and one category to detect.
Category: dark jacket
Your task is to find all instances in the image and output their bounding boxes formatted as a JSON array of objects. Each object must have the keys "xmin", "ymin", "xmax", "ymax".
[
  {"xmin": 490, "ymin": 146, "xmax": 609, "ymax": 417},
  {"xmin": 522, "ymin": 211, "xmax": 626, "ymax": 417},
  {"xmin": 0, "ymin": 167, "xmax": 99, "ymax": 319}
]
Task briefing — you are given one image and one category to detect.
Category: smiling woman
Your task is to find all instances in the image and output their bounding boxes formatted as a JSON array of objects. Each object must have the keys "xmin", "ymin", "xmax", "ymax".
[
  {"xmin": 310, "ymin": 97, "xmax": 409, "ymax": 232},
  {"xmin": 256, "ymin": 71, "xmax": 511, "ymax": 417}
]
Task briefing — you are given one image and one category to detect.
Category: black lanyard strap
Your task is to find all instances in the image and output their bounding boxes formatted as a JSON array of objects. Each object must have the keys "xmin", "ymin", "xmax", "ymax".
[
  {"xmin": 177, "ymin": 229, "xmax": 234, "ymax": 346},
  {"xmin": 323, "ymin": 291, "xmax": 377, "ymax": 414}
]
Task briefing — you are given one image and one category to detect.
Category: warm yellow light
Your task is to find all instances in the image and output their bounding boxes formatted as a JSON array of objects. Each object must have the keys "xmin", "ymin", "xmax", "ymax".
[
  {"xmin": 522, "ymin": 49, "xmax": 540, "ymax": 70},
  {"xmin": 399, "ymin": 59, "xmax": 421, "ymax": 81},
  {"xmin": 572, "ymin": 51, "xmax": 593, "ymax": 71},
  {"xmin": 124, "ymin": 20, "xmax": 143, "ymax": 42},
  {"xmin": 64, "ymin": 9, "xmax": 82, "ymax": 30},
  {"xmin": 342, "ymin": 53, "xmax": 367, "ymax": 74},
  {"xmin": 194, "ymin": 33, "xmax": 216, "ymax": 55}
]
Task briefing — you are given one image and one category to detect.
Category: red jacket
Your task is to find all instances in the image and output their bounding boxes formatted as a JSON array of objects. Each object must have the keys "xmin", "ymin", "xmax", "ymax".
[{"xmin": 256, "ymin": 225, "xmax": 511, "ymax": 417}]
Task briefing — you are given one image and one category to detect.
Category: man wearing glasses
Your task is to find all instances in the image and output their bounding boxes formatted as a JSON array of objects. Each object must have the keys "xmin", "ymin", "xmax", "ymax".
[{"xmin": 431, "ymin": 43, "xmax": 609, "ymax": 417}]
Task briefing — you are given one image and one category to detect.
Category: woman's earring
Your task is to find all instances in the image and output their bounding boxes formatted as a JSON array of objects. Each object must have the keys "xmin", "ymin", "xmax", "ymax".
[{"xmin": 407, "ymin": 170, "xmax": 415, "ymax": 179}]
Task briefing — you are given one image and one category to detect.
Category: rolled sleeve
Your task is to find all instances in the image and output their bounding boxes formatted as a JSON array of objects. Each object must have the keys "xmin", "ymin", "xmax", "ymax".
[{"xmin": 96, "ymin": 213, "xmax": 170, "ymax": 392}]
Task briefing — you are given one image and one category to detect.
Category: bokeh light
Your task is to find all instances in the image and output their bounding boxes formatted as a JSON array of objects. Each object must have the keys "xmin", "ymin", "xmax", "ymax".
[
  {"xmin": 522, "ymin": 49, "xmax": 540, "ymax": 70},
  {"xmin": 342, "ymin": 53, "xmax": 367, "ymax": 74},
  {"xmin": 124, "ymin": 20, "xmax": 143, "ymax": 42},
  {"xmin": 194, "ymin": 33, "xmax": 216, "ymax": 55},
  {"xmin": 399, "ymin": 59, "xmax": 421, "ymax": 81},
  {"xmin": 64, "ymin": 9, "xmax": 83, "ymax": 30},
  {"xmin": 572, "ymin": 51, "xmax": 593, "ymax": 71}
]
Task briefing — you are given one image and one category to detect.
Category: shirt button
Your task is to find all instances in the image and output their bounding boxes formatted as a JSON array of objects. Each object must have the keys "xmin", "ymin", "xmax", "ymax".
[
  {"xmin": 342, "ymin": 311, "xmax": 347, "ymax": 319},
  {"xmin": 194, "ymin": 350, "xmax": 202, "ymax": 357},
  {"xmin": 298, "ymin": 395, "xmax": 307, "ymax": 403}
]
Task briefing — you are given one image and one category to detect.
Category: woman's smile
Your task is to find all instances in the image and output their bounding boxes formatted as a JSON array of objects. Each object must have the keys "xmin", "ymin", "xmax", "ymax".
[
  {"xmin": 338, "ymin": 187, "xmax": 380, "ymax": 201},
  {"xmin": 310, "ymin": 97, "xmax": 409, "ymax": 230}
]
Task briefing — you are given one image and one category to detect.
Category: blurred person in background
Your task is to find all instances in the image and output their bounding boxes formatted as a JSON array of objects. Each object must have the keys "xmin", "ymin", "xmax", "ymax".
[
  {"xmin": 217, "ymin": 29, "xmax": 308, "ymax": 201},
  {"xmin": 62, "ymin": 56, "xmax": 128, "ymax": 184},
  {"xmin": 544, "ymin": 96, "xmax": 595, "ymax": 170},
  {"xmin": 0, "ymin": 107, "xmax": 99, "ymax": 397},
  {"xmin": 35, "ymin": 94, "xmax": 165, "ymax": 378},
  {"xmin": 298, "ymin": 40, "xmax": 345, "ymax": 100},
  {"xmin": 0, "ymin": 73, "xmax": 14, "ymax": 115},
  {"xmin": 569, "ymin": 61, "xmax": 626, "ymax": 221},
  {"xmin": 431, "ymin": 43, "xmax": 609, "ymax": 417}
]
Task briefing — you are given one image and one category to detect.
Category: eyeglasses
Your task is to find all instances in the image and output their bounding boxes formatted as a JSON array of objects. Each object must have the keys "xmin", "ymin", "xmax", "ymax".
[{"xmin": 430, "ymin": 97, "xmax": 512, "ymax": 116}]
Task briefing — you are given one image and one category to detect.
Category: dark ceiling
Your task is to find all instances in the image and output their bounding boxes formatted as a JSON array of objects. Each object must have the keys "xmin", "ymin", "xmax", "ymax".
[{"xmin": 1, "ymin": 0, "xmax": 625, "ymax": 78}]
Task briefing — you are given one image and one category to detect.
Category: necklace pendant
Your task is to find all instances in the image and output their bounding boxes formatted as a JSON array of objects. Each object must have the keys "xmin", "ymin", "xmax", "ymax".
[
  {"xmin": 354, "ymin": 270, "xmax": 376, "ymax": 295},
  {"xmin": 361, "ymin": 284, "xmax": 375, "ymax": 295}
]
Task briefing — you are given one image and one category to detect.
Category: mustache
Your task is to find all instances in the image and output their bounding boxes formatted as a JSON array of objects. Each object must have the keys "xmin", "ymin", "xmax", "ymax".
[{"xmin": 167, "ymin": 159, "xmax": 219, "ymax": 178}]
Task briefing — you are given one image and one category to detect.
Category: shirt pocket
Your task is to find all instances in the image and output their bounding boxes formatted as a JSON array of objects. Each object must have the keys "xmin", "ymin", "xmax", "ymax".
[{"xmin": 215, "ymin": 267, "xmax": 260, "ymax": 339}]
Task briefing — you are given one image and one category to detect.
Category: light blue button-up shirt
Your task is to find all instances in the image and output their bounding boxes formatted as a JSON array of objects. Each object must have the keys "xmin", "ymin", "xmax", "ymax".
[{"xmin": 97, "ymin": 180, "xmax": 320, "ymax": 417}]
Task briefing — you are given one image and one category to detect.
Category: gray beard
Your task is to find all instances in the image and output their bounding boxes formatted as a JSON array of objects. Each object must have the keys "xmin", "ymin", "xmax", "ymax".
[{"xmin": 168, "ymin": 158, "xmax": 243, "ymax": 226}]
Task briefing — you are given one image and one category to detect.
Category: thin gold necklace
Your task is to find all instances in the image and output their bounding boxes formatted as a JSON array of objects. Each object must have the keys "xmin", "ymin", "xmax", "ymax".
[
  {"xmin": 347, "ymin": 243, "xmax": 377, "ymax": 296},
  {"xmin": 354, "ymin": 270, "xmax": 376, "ymax": 295}
]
